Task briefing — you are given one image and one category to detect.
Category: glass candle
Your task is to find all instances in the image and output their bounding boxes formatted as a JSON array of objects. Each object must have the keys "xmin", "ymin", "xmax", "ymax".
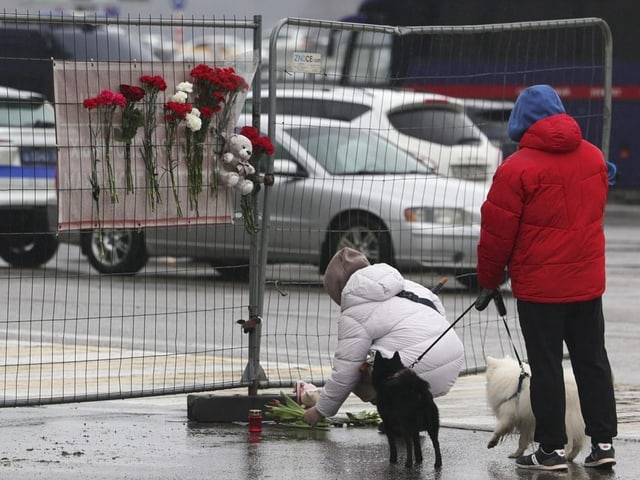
[{"xmin": 248, "ymin": 409, "xmax": 262, "ymax": 433}]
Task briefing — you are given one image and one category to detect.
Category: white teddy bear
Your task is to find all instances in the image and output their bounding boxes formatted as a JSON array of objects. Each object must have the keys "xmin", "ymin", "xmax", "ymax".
[{"xmin": 219, "ymin": 133, "xmax": 256, "ymax": 195}]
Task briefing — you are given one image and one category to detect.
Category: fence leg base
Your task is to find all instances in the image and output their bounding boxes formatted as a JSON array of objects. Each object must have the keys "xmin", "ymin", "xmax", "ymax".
[{"xmin": 187, "ymin": 392, "xmax": 289, "ymax": 422}]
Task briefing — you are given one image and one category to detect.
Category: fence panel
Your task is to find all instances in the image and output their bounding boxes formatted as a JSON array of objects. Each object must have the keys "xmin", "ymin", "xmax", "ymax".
[
  {"xmin": 0, "ymin": 13, "xmax": 264, "ymax": 406},
  {"xmin": 256, "ymin": 17, "xmax": 612, "ymax": 389},
  {"xmin": 0, "ymin": 13, "xmax": 611, "ymax": 407}
]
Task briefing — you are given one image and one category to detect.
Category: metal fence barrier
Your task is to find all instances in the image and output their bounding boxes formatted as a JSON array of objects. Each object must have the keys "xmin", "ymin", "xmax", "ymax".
[{"xmin": 0, "ymin": 12, "xmax": 611, "ymax": 407}]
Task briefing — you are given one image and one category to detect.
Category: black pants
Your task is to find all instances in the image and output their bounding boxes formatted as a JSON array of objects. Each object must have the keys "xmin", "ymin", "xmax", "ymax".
[{"xmin": 517, "ymin": 297, "xmax": 618, "ymax": 449}]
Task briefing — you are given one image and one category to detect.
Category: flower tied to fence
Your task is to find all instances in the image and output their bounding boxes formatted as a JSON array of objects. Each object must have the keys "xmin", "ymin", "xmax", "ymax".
[
  {"xmin": 115, "ymin": 84, "xmax": 145, "ymax": 193},
  {"xmin": 164, "ymin": 82, "xmax": 202, "ymax": 217},
  {"xmin": 165, "ymin": 81, "xmax": 205, "ymax": 214},
  {"xmin": 189, "ymin": 64, "xmax": 249, "ymax": 196},
  {"xmin": 83, "ymin": 89, "xmax": 126, "ymax": 208},
  {"xmin": 139, "ymin": 74, "xmax": 167, "ymax": 210},
  {"xmin": 238, "ymin": 125, "xmax": 275, "ymax": 235},
  {"xmin": 81, "ymin": 66, "xmax": 250, "ymax": 221}
]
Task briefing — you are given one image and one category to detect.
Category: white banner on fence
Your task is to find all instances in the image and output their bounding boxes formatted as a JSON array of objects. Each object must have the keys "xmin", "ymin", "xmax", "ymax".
[{"xmin": 53, "ymin": 59, "xmax": 257, "ymax": 231}]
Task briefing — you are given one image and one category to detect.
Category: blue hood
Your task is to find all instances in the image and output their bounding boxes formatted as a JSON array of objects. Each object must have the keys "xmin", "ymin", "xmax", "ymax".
[{"xmin": 508, "ymin": 85, "xmax": 566, "ymax": 142}]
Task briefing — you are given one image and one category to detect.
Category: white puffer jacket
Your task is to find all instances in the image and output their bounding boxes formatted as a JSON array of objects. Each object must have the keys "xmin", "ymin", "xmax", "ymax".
[{"xmin": 315, "ymin": 263, "xmax": 464, "ymax": 417}]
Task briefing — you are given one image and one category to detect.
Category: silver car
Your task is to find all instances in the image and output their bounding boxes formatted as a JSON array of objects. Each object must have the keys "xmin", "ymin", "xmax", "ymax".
[{"xmin": 80, "ymin": 115, "xmax": 487, "ymax": 287}]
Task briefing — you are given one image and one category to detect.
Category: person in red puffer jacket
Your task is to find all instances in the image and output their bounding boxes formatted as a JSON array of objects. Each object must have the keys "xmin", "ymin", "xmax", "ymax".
[{"xmin": 476, "ymin": 85, "xmax": 618, "ymax": 471}]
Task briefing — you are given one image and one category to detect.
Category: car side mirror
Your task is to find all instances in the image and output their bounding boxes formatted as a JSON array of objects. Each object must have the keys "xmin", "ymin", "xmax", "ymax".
[{"xmin": 272, "ymin": 159, "xmax": 300, "ymax": 176}]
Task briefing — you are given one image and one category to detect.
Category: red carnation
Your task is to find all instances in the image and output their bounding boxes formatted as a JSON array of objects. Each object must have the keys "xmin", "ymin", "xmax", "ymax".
[
  {"xmin": 239, "ymin": 126, "xmax": 259, "ymax": 141},
  {"xmin": 83, "ymin": 98, "xmax": 99, "ymax": 110},
  {"xmin": 164, "ymin": 101, "xmax": 193, "ymax": 121},
  {"xmin": 120, "ymin": 84, "xmax": 145, "ymax": 102},
  {"xmin": 254, "ymin": 136, "xmax": 275, "ymax": 156},
  {"xmin": 96, "ymin": 89, "xmax": 126, "ymax": 108},
  {"xmin": 199, "ymin": 106, "xmax": 213, "ymax": 118},
  {"xmin": 140, "ymin": 75, "xmax": 167, "ymax": 92}
]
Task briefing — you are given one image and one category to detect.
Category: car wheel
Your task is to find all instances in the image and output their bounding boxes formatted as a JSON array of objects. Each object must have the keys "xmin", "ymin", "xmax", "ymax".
[
  {"xmin": 81, "ymin": 229, "xmax": 148, "ymax": 275},
  {"xmin": 321, "ymin": 213, "xmax": 394, "ymax": 273},
  {"xmin": 0, "ymin": 233, "xmax": 59, "ymax": 268}
]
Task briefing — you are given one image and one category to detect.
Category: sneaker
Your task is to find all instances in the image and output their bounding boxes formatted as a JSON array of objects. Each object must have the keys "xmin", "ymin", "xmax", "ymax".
[
  {"xmin": 584, "ymin": 443, "xmax": 616, "ymax": 469},
  {"xmin": 516, "ymin": 448, "xmax": 568, "ymax": 471}
]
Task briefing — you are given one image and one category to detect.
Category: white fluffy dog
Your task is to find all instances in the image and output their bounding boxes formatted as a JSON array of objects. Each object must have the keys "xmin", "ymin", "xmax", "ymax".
[{"xmin": 485, "ymin": 356, "xmax": 586, "ymax": 461}]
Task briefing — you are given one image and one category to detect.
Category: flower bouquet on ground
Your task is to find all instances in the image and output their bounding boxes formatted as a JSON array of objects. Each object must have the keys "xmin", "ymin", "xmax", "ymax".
[
  {"xmin": 340, "ymin": 411, "xmax": 381, "ymax": 427},
  {"xmin": 265, "ymin": 392, "xmax": 331, "ymax": 430}
]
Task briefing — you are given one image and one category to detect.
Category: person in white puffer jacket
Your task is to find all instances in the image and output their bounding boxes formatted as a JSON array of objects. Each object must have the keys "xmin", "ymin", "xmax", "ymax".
[{"xmin": 302, "ymin": 247, "xmax": 464, "ymax": 426}]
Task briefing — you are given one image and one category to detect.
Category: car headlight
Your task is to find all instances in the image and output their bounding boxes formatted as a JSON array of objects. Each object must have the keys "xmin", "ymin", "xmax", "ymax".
[
  {"xmin": 449, "ymin": 164, "xmax": 488, "ymax": 181},
  {"xmin": 404, "ymin": 207, "xmax": 478, "ymax": 225}
]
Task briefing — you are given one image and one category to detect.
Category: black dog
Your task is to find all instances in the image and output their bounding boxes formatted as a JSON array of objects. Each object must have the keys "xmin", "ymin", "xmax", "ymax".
[{"xmin": 372, "ymin": 351, "xmax": 442, "ymax": 468}]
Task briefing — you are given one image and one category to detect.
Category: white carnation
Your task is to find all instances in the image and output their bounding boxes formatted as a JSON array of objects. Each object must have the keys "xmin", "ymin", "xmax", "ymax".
[
  {"xmin": 190, "ymin": 107, "xmax": 201, "ymax": 118},
  {"xmin": 176, "ymin": 81, "xmax": 193, "ymax": 93},
  {"xmin": 171, "ymin": 91, "xmax": 188, "ymax": 104},
  {"xmin": 185, "ymin": 112, "xmax": 202, "ymax": 132}
]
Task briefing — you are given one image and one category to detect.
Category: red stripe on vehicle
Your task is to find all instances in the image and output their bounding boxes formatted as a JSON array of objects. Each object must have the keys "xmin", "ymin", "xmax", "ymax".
[{"xmin": 407, "ymin": 84, "xmax": 640, "ymax": 100}]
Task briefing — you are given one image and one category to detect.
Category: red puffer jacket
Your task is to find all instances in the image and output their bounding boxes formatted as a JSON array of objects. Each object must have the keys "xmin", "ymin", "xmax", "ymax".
[{"xmin": 476, "ymin": 113, "xmax": 609, "ymax": 303}]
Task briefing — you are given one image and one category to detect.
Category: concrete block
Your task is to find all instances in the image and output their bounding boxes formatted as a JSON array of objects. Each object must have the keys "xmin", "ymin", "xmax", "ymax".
[{"xmin": 187, "ymin": 392, "xmax": 290, "ymax": 422}]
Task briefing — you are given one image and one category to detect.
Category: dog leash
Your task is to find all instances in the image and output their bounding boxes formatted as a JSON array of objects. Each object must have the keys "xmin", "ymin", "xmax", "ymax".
[
  {"xmin": 407, "ymin": 286, "xmax": 529, "ymax": 384},
  {"xmin": 390, "ymin": 277, "xmax": 466, "ymax": 370},
  {"xmin": 408, "ymin": 297, "xmax": 477, "ymax": 369},
  {"xmin": 476, "ymin": 288, "xmax": 530, "ymax": 383}
]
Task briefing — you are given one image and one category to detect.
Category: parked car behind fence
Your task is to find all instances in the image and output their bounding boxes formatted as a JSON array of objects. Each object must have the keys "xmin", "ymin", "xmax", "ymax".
[
  {"xmin": 0, "ymin": 86, "xmax": 58, "ymax": 267},
  {"xmin": 0, "ymin": 18, "xmax": 158, "ymax": 268},
  {"xmin": 246, "ymin": 86, "xmax": 503, "ymax": 182},
  {"xmin": 79, "ymin": 114, "xmax": 488, "ymax": 288}
]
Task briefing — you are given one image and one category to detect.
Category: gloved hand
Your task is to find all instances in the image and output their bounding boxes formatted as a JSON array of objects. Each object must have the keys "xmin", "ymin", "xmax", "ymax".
[
  {"xmin": 302, "ymin": 406, "xmax": 325, "ymax": 427},
  {"xmin": 474, "ymin": 288, "xmax": 497, "ymax": 311},
  {"xmin": 475, "ymin": 288, "xmax": 507, "ymax": 316}
]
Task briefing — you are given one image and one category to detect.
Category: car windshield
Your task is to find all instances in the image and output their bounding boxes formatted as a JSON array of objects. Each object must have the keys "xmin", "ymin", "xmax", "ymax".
[
  {"xmin": 0, "ymin": 98, "xmax": 55, "ymax": 127},
  {"xmin": 288, "ymin": 126, "xmax": 431, "ymax": 175}
]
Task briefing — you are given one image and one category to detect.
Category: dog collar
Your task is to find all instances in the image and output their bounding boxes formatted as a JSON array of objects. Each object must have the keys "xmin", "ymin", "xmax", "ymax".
[{"xmin": 500, "ymin": 370, "xmax": 530, "ymax": 406}]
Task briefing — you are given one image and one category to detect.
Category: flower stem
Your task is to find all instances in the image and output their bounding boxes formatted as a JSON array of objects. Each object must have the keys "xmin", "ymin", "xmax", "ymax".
[
  {"xmin": 141, "ymin": 90, "xmax": 162, "ymax": 210},
  {"xmin": 185, "ymin": 129, "xmax": 202, "ymax": 215},
  {"xmin": 101, "ymin": 105, "xmax": 118, "ymax": 203},
  {"xmin": 124, "ymin": 142, "xmax": 134, "ymax": 193},
  {"xmin": 241, "ymin": 194, "xmax": 259, "ymax": 235},
  {"xmin": 165, "ymin": 122, "xmax": 183, "ymax": 217}
]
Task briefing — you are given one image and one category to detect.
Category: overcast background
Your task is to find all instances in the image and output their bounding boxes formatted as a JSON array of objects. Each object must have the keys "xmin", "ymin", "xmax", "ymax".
[{"xmin": 5, "ymin": 0, "xmax": 362, "ymax": 31}]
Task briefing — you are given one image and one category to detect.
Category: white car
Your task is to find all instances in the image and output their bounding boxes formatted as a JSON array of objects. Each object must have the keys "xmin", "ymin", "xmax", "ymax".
[
  {"xmin": 247, "ymin": 86, "xmax": 503, "ymax": 182},
  {"xmin": 0, "ymin": 86, "xmax": 58, "ymax": 267},
  {"xmin": 460, "ymin": 98, "xmax": 517, "ymax": 159},
  {"xmin": 79, "ymin": 114, "xmax": 488, "ymax": 288}
]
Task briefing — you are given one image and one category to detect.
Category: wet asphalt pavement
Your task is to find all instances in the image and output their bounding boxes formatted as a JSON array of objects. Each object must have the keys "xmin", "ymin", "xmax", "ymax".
[
  {"xmin": 0, "ymin": 376, "xmax": 638, "ymax": 480},
  {"xmin": 1, "ymin": 203, "xmax": 639, "ymax": 479}
]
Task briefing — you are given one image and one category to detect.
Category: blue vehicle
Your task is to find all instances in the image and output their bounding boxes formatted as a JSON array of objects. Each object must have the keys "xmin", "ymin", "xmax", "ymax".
[{"xmin": 0, "ymin": 86, "xmax": 58, "ymax": 267}]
